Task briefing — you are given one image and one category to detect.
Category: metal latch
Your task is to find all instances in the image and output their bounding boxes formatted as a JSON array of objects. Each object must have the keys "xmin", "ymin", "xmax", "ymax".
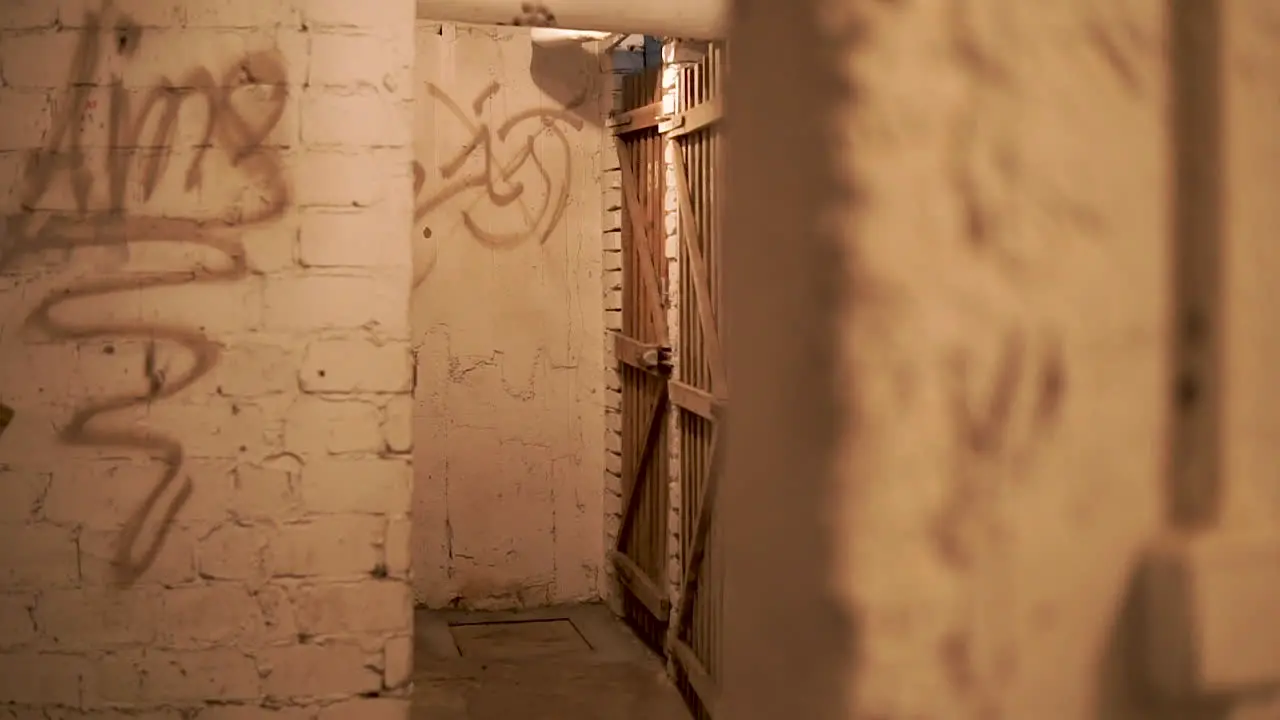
[{"xmin": 641, "ymin": 346, "xmax": 673, "ymax": 370}]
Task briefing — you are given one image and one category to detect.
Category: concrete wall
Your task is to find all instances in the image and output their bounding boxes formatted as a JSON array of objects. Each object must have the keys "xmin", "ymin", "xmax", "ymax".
[
  {"xmin": 722, "ymin": 1, "xmax": 1280, "ymax": 719},
  {"xmin": 0, "ymin": 1, "xmax": 416, "ymax": 716},
  {"xmin": 409, "ymin": 23, "xmax": 608, "ymax": 609}
]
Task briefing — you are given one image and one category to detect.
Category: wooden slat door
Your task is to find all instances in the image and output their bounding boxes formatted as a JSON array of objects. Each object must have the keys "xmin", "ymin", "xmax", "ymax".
[
  {"xmin": 662, "ymin": 44, "xmax": 728, "ymax": 719},
  {"xmin": 609, "ymin": 68, "xmax": 672, "ymax": 650}
]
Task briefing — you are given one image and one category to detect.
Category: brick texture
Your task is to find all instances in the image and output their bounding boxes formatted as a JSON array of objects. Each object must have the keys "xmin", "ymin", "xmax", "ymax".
[
  {"xmin": 599, "ymin": 49, "xmax": 632, "ymax": 615},
  {"xmin": 0, "ymin": 0, "xmax": 415, "ymax": 716}
]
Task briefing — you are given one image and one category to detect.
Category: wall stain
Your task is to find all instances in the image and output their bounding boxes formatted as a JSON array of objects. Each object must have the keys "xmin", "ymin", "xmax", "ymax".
[
  {"xmin": 411, "ymin": 81, "xmax": 584, "ymax": 287},
  {"xmin": 932, "ymin": 326, "xmax": 1066, "ymax": 568},
  {"xmin": 0, "ymin": 12, "xmax": 290, "ymax": 586}
]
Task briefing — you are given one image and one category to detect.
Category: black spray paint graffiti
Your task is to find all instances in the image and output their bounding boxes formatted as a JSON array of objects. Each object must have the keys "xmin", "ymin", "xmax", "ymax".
[
  {"xmin": 0, "ymin": 13, "xmax": 289, "ymax": 585},
  {"xmin": 411, "ymin": 81, "xmax": 585, "ymax": 287}
]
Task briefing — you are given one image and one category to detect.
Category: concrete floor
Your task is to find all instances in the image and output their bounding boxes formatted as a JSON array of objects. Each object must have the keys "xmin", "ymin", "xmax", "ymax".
[{"xmin": 412, "ymin": 603, "xmax": 692, "ymax": 720}]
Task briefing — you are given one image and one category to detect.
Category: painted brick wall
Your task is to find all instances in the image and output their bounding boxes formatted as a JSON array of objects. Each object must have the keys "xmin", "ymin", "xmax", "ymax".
[
  {"xmin": 598, "ymin": 46, "xmax": 642, "ymax": 614},
  {"xmin": 0, "ymin": 1, "xmax": 416, "ymax": 716},
  {"xmin": 409, "ymin": 23, "xmax": 608, "ymax": 610},
  {"xmin": 659, "ymin": 55, "xmax": 684, "ymax": 608}
]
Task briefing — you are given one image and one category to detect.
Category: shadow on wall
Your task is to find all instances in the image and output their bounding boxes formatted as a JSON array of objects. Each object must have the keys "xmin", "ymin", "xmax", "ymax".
[
  {"xmin": 528, "ymin": 38, "xmax": 605, "ymax": 129},
  {"xmin": 720, "ymin": 2, "xmax": 859, "ymax": 720}
]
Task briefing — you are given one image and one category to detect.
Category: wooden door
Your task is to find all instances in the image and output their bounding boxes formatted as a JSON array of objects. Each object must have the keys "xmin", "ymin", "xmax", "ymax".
[
  {"xmin": 609, "ymin": 68, "xmax": 672, "ymax": 650},
  {"xmin": 662, "ymin": 44, "xmax": 728, "ymax": 719}
]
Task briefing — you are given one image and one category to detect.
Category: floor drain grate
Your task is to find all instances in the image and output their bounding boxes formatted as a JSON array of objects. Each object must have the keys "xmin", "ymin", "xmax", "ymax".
[{"xmin": 448, "ymin": 618, "xmax": 593, "ymax": 659}]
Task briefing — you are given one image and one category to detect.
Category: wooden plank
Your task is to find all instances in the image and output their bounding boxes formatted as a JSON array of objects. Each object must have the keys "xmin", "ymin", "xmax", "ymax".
[
  {"xmin": 614, "ymin": 332, "xmax": 665, "ymax": 372},
  {"xmin": 671, "ymin": 144, "xmax": 727, "ymax": 395},
  {"xmin": 672, "ymin": 638, "xmax": 721, "ymax": 717},
  {"xmin": 609, "ymin": 549, "xmax": 670, "ymax": 619},
  {"xmin": 616, "ymin": 390, "xmax": 668, "ymax": 545},
  {"xmin": 666, "ymin": 421, "xmax": 722, "ymax": 648},
  {"xmin": 616, "ymin": 137, "xmax": 669, "ymax": 344},
  {"xmin": 0, "ymin": 401, "xmax": 13, "ymax": 438},
  {"xmin": 660, "ymin": 96, "xmax": 723, "ymax": 139},
  {"xmin": 609, "ymin": 101, "xmax": 664, "ymax": 134},
  {"xmin": 669, "ymin": 379, "xmax": 723, "ymax": 421}
]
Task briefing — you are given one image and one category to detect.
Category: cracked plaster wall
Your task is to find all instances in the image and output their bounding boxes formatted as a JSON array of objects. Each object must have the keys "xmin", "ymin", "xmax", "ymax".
[
  {"xmin": 410, "ymin": 23, "xmax": 608, "ymax": 609},
  {"xmin": 0, "ymin": 0, "xmax": 416, "ymax": 716}
]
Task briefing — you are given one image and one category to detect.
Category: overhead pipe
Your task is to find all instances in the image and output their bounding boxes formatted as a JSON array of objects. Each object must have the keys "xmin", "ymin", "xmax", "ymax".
[{"xmin": 415, "ymin": 0, "xmax": 727, "ymax": 40}]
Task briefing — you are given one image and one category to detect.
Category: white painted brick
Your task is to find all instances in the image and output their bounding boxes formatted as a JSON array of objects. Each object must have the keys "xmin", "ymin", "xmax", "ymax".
[
  {"xmin": 604, "ymin": 208, "xmax": 623, "ymax": 232},
  {"xmin": 318, "ymin": 697, "xmax": 409, "ymax": 720},
  {"xmin": 230, "ymin": 464, "xmax": 304, "ymax": 522},
  {"xmin": 301, "ymin": 89, "xmax": 402, "ymax": 148},
  {"xmin": 284, "ymin": 396, "xmax": 384, "ymax": 455},
  {"xmin": 0, "ymin": 594, "xmax": 37, "ymax": 649},
  {"xmin": 299, "ymin": 208, "xmax": 407, "ymax": 270},
  {"xmin": 141, "ymin": 279, "xmax": 264, "ymax": 334},
  {"xmin": 240, "ymin": 221, "xmax": 299, "ymax": 274},
  {"xmin": 183, "ymin": 0, "xmax": 304, "ymax": 28},
  {"xmin": 299, "ymin": 458, "xmax": 411, "ymax": 515},
  {"xmin": 3, "ymin": 0, "xmax": 58, "ymax": 29},
  {"xmin": 258, "ymin": 643, "xmax": 381, "ymax": 698},
  {"xmin": 0, "ymin": 652, "xmax": 87, "ymax": 706},
  {"xmin": 0, "ymin": 469, "xmax": 49, "ymax": 523},
  {"xmin": 0, "ymin": 91, "xmax": 52, "ymax": 151},
  {"xmin": 384, "ymin": 517, "xmax": 411, "ymax": 577},
  {"xmin": 293, "ymin": 151, "xmax": 387, "ymax": 208},
  {"xmin": 1, "ymin": 0, "xmax": 417, "ymax": 714},
  {"xmin": 90, "ymin": 648, "xmax": 261, "ymax": 704},
  {"xmin": 196, "ymin": 706, "xmax": 316, "ymax": 720},
  {"xmin": 383, "ymin": 634, "xmax": 412, "ymax": 688},
  {"xmin": 0, "ymin": 523, "xmax": 79, "ymax": 588},
  {"xmin": 604, "ymin": 288, "xmax": 622, "ymax": 311},
  {"xmin": 118, "ymin": 29, "xmax": 306, "ymax": 89},
  {"xmin": 56, "ymin": 0, "xmax": 185, "ymax": 27},
  {"xmin": 291, "ymin": 580, "xmax": 412, "ymax": 636},
  {"xmin": 197, "ymin": 524, "xmax": 269, "ymax": 583},
  {"xmin": 0, "ymin": 31, "xmax": 83, "ymax": 88},
  {"xmin": 154, "ymin": 584, "xmax": 277, "ymax": 649},
  {"xmin": 142, "ymin": 399, "xmax": 281, "ymax": 459},
  {"xmin": 35, "ymin": 587, "xmax": 156, "ymax": 649},
  {"xmin": 309, "ymin": 33, "xmax": 401, "ymax": 90},
  {"xmin": 262, "ymin": 273, "xmax": 409, "ymax": 334},
  {"xmin": 79, "ymin": 526, "xmax": 199, "ymax": 587},
  {"xmin": 208, "ymin": 342, "xmax": 301, "ymax": 397},
  {"xmin": 267, "ymin": 516, "xmax": 386, "ymax": 578},
  {"xmin": 303, "ymin": 1, "xmax": 413, "ymax": 31},
  {"xmin": 381, "ymin": 396, "xmax": 413, "ymax": 454},
  {"xmin": 300, "ymin": 338, "xmax": 412, "ymax": 393}
]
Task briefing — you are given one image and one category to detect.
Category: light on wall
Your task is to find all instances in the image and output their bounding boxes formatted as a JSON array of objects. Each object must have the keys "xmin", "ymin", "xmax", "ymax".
[{"xmin": 529, "ymin": 27, "xmax": 637, "ymax": 53}]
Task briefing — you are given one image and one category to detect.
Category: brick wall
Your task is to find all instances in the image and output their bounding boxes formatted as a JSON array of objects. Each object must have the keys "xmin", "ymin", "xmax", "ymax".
[
  {"xmin": 659, "ymin": 54, "xmax": 684, "ymax": 607},
  {"xmin": 598, "ymin": 45, "xmax": 645, "ymax": 614},
  {"xmin": 0, "ymin": 1, "xmax": 416, "ymax": 716}
]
